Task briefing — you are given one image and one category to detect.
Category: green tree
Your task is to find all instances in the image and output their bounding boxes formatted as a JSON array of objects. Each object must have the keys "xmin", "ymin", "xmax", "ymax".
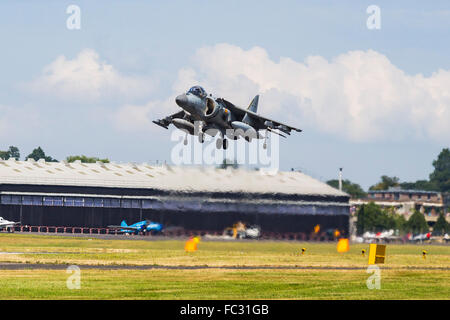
[
  {"xmin": 399, "ymin": 180, "xmax": 438, "ymax": 191},
  {"xmin": 356, "ymin": 202, "xmax": 380, "ymax": 235},
  {"xmin": 392, "ymin": 213, "xmax": 407, "ymax": 233},
  {"xmin": 0, "ymin": 146, "xmax": 20, "ymax": 160},
  {"xmin": 66, "ymin": 155, "xmax": 109, "ymax": 163},
  {"xmin": 25, "ymin": 147, "xmax": 57, "ymax": 162},
  {"xmin": 7, "ymin": 146, "xmax": 20, "ymax": 160},
  {"xmin": 326, "ymin": 179, "xmax": 367, "ymax": 198},
  {"xmin": 356, "ymin": 202, "xmax": 407, "ymax": 235},
  {"xmin": 429, "ymin": 148, "xmax": 450, "ymax": 192},
  {"xmin": 369, "ymin": 175, "xmax": 400, "ymax": 191},
  {"xmin": 433, "ymin": 212, "xmax": 449, "ymax": 235},
  {"xmin": 405, "ymin": 210, "xmax": 429, "ymax": 234}
]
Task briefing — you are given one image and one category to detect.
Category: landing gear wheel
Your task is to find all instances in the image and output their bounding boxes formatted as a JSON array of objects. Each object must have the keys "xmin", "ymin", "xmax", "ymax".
[
  {"xmin": 263, "ymin": 131, "xmax": 268, "ymax": 149},
  {"xmin": 198, "ymin": 133, "xmax": 205, "ymax": 143},
  {"xmin": 216, "ymin": 138, "xmax": 222, "ymax": 149},
  {"xmin": 223, "ymin": 139, "xmax": 228, "ymax": 150}
]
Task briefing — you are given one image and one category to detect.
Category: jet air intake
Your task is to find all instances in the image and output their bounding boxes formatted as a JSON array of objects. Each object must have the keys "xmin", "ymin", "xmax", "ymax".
[
  {"xmin": 205, "ymin": 97, "xmax": 217, "ymax": 116},
  {"xmin": 204, "ymin": 97, "xmax": 229, "ymax": 127}
]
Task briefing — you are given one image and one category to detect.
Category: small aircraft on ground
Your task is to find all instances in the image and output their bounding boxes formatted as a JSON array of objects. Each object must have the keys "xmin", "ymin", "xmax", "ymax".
[
  {"xmin": 408, "ymin": 232, "xmax": 432, "ymax": 242},
  {"xmin": 362, "ymin": 230, "xmax": 401, "ymax": 243},
  {"xmin": 153, "ymin": 86, "xmax": 302, "ymax": 149},
  {"xmin": 353, "ymin": 230, "xmax": 400, "ymax": 243},
  {"xmin": 108, "ymin": 220, "xmax": 163, "ymax": 235},
  {"xmin": 0, "ymin": 217, "xmax": 21, "ymax": 232}
]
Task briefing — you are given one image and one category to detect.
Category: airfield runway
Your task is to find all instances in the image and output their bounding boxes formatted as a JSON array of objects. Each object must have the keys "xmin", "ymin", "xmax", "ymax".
[{"xmin": 0, "ymin": 262, "xmax": 448, "ymax": 271}]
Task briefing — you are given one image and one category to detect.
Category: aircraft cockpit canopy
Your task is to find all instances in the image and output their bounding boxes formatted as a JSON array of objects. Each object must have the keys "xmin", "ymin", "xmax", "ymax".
[{"xmin": 187, "ymin": 86, "xmax": 206, "ymax": 98}]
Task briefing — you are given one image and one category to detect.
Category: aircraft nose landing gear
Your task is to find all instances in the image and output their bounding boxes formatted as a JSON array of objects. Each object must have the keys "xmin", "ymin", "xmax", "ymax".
[{"xmin": 198, "ymin": 132, "xmax": 205, "ymax": 143}]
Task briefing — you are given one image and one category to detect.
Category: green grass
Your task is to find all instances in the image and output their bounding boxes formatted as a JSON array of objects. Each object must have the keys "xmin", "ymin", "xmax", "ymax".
[
  {"xmin": 0, "ymin": 233, "xmax": 449, "ymax": 299},
  {"xmin": 1, "ymin": 269, "xmax": 448, "ymax": 300}
]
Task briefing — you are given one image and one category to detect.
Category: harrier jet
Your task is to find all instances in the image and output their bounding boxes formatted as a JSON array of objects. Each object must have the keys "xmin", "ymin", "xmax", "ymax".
[{"xmin": 153, "ymin": 86, "xmax": 302, "ymax": 149}]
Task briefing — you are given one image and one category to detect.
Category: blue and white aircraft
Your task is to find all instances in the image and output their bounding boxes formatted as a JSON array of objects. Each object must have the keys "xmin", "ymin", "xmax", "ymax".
[{"xmin": 108, "ymin": 220, "xmax": 163, "ymax": 235}]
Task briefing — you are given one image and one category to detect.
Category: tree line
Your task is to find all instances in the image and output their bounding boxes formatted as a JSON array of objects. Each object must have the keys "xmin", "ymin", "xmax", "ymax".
[
  {"xmin": 327, "ymin": 148, "xmax": 450, "ymax": 196},
  {"xmin": 356, "ymin": 201, "xmax": 449, "ymax": 235},
  {"xmin": 0, "ymin": 145, "xmax": 109, "ymax": 163}
]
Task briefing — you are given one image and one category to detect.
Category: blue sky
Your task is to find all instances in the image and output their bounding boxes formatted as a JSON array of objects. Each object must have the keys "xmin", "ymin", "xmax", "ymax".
[{"xmin": 0, "ymin": 1, "xmax": 449, "ymax": 189}]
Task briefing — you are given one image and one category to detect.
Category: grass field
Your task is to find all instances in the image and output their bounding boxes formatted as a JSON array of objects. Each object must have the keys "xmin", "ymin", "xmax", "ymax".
[{"xmin": 0, "ymin": 233, "xmax": 449, "ymax": 299}]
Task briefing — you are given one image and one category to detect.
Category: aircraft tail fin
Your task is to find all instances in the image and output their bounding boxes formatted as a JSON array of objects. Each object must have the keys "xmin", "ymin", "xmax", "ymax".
[
  {"xmin": 120, "ymin": 220, "xmax": 127, "ymax": 227},
  {"xmin": 247, "ymin": 95, "xmax": 259, "ymax": 113}
]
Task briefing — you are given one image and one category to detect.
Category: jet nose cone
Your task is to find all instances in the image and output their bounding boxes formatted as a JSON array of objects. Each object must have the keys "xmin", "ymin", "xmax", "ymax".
[{"xmin": 175, "ymin": 94, "xmax": 188, "ymax": 107}]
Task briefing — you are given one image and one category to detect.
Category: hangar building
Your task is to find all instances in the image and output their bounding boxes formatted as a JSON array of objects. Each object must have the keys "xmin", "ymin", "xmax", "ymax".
[{"xmin": 0, "ymin": 158, "xmax": 350, "ymax": 236}]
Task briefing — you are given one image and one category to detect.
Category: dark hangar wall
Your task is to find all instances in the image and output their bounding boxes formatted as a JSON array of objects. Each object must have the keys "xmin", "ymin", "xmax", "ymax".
[{"xmin": 0, "ymin": 184, "xmax": 350, "ymax": 234}]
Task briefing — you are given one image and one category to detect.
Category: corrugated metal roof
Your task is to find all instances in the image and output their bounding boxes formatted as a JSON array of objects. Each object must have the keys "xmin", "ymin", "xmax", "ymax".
[{"xmin": 0, "ymin": 158, "xmax": 347, "ymax": 197}]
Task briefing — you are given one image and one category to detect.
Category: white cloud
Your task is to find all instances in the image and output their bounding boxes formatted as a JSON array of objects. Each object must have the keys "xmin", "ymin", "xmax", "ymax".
[
  {"xmin": 92, "ymin": 43, "xmax": 449, "ymax": 142},
  {"xmin": 111, "ymin": 98, "xmax": 177, "ymax": 132},
  {"xmin": 175, "ymin": 43, "xmax": 450, "ymax": 142},
  {"xmin": 28, "ymin": 49, "xmax": 157, "ymax": 102}
]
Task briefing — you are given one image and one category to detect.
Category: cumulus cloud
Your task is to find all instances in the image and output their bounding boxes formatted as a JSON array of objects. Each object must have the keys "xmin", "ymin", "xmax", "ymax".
[
  {"xmin": 111, "ymin": 98, "xmax": 177, "ymax": 132},
  {"xmin": 28, "ymin": 49, "xmax": 157, "ymax": 102},
  {"xmin": 68, "ymin": 43, "xmax": 448, "ymax": 142},
  {"xmin": 176, "ymin": 43, "xmax": 450, "ymax": 142}
]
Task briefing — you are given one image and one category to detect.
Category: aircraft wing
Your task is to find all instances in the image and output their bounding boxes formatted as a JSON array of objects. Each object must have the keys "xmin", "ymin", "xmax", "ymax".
[
  {"xmin": 0, "ymin": 221, "xmax": 21, "ymax": 227},
  {"xmin": 220, "ymin": 99, "xmax": 302, "ymax": 136},
  {"xmin": 107, "ymin": 225, "xmax": 140, "ymax": 231},
  {"xmin": 152, "ymin": 110, "xmax": 187, "ymax": 129}
]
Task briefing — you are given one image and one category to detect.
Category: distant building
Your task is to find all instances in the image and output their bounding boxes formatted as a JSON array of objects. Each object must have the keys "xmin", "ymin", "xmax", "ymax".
[
  {"xmin": 444, "ymin": 193, "xmax": 450, "ymax": 213},
  {"xmin": 368, "ymin": 187, "xmax": 441, "ymax": 203},
  {"xmin": 350, "ymin": 187, "xmax": 447, "ymax": 224}
]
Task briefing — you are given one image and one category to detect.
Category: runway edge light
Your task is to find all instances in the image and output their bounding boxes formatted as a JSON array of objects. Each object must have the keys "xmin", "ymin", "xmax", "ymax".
[
  {"xmin": 368, "ymin": 243, "xmax": 386, "ymax": 264},
  {"xmin": 337, "ymin": 238, "xmax": 349, "ymax": 253},
  {"xmin": 422, "ymin": 250, "xmax": 427, "ymax": 259}
]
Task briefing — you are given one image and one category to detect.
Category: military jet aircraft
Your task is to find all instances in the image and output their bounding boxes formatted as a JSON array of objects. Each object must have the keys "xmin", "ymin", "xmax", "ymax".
[{"xmin": 153, "ymin": 86, "xmax": 302, "ymax": 149}]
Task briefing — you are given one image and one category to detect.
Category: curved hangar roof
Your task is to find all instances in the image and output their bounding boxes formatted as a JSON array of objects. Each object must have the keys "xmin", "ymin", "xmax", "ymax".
[{"xmin": 0, "ymin": 159, "xmax": 347, "ymax": 197}]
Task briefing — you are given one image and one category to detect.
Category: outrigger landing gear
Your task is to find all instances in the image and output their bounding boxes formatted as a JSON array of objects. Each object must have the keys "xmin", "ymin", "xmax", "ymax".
[
  {"xmin": 198, "ymin": 132, "xmax": 205, "ymax": 143},
  {"xmin": 263, "ymin": 131, "xmax": 268, "ymax": 150},
  {"xmin": 183, "ymin": 133, "xmax": 188, "ymax": 146}
]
